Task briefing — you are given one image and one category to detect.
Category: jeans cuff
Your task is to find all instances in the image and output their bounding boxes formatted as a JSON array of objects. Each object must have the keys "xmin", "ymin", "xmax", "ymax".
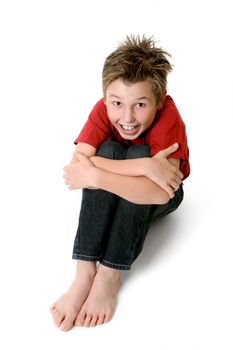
[
  {"xmin": 100, "ymin": 259, "xmax": 131, "ymax": 271},
  {"xmin": 72, "ymin": 253, "xmax": 102, "ymax": 261}
]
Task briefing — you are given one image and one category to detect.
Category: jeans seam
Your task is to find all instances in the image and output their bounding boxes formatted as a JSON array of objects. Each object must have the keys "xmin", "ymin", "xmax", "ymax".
[
  {"xmin": 128, "ymin": 205, "xmax": 151, "ymax": 263},
  {"xmin": 101, "ymin": 259, "xmax": 131, "ymax": 270},
  {"xmin": 72, "ymin": 253, "xmax": 102, "ymax": 260}
]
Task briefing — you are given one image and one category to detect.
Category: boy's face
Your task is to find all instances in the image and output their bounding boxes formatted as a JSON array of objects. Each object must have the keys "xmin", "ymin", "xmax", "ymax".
[{"xmin": 104, "ymin": 79, "xmax": 158, "ymax": 140}]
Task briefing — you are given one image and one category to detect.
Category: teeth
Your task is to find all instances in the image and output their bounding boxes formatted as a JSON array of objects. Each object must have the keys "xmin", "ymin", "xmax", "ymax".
[{"xmin": 122, "ymin": 125, "xmax": 136, "ymax": 131}]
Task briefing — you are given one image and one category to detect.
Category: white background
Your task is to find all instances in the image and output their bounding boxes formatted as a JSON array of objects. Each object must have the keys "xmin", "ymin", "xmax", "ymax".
[{"xmin": 0, "ymin": 0, "xmax": 232, "ymax": 349}]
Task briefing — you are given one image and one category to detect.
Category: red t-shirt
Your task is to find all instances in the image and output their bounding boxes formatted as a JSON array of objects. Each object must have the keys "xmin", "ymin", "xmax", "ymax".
[{"xmin": 74, "ymin": 95, "xmax": 190, "ymax": 179}]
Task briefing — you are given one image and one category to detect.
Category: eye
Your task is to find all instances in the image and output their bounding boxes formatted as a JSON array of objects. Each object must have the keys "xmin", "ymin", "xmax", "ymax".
[
  {"xmin": 136, "ymin": 102, "xmax": 145, "ymax": 108},
  {"xmin": 113, "ymin": 101, "xmax": 121, "ymax": 107}
]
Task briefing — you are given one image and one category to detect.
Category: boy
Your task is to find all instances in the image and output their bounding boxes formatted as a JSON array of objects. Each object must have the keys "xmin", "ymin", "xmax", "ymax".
[{"xmin": 50, "ymin": 35, "xmax": 190, "ymax": 331}]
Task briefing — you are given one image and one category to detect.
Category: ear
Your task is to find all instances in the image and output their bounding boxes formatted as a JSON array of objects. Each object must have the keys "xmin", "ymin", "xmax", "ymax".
[
  {"xmin": 102, "ymin": 86, "xmax": 107, "ymax": 104},
  {"xmin": 157, "ymin": 89, "xmax": 167, "ymax": 110}
]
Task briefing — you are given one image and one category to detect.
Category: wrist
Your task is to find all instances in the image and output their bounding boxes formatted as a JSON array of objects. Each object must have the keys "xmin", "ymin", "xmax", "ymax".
[
  {"xmin": 131, "ymin": 157, "xmax": 150, "ymax": 176},
  {"xmin": 90, "ymin": 166, "xmax": 101, "ymax": 188},
  {"xmin": 144, "ymin": 157, "xmax": 155, "ymax": 177}
]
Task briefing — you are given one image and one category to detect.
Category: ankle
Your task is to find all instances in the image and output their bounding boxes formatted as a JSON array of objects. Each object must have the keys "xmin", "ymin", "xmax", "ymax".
[
  {"xmin": 98, "ymin": 263, "xmax": 121, "ymax": 280},
  {"xmin": 75, "ymin": 260, "xmax": 97, "ymax": 277}
]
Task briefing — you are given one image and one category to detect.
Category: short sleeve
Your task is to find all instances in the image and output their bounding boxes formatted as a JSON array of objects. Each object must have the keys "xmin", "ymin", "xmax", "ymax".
[
  {"xmin": 74, "ymin": 99, "xmax": 113, "ymax": 149},
  {"xmin": 147, "ymin": 96, "xmax": 190, "ymax": 179}
]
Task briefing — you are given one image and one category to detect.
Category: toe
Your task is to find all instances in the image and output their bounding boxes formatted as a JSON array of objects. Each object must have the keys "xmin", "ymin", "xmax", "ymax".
[
  {"xmin": 90, "ymin": 316, "xmax": 98, "ymax": 327},
  {"xmin": 96, "ymin": 314, "xmax": 105, "ymax": 326},
  {"xmin": 51, "ymin": 306, "xmax": 64, "ymax": 327},
  {"xmin": 50, "ymin": 304, "xmax": 56, "ymax": 313},
  {"xmin": 59, "ymin": 315, "xmax": 75, "ymax": 332},
  {"xmin": 54, "ymin": 311, "xmax": 65, "ymax": 327},
  {"xmin": 75, "ymin": 312, "xmax": 86, "ymax": 327},
  {"xmin": 84, "ymin": 315, "xmax": 92, "ymax": 327},
  {"xmin": 50, "ymin": 304, "xmax": 58, "ymax": 319},
  {"xmin": 104, "ymin": 312, "xmax": 112, "ymax": 324}
]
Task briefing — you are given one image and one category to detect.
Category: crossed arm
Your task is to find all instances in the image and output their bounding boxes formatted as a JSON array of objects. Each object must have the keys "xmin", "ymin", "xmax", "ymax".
[{"xmin": 64, "ymin": 142, "xmax": 183, "ymax": 205}]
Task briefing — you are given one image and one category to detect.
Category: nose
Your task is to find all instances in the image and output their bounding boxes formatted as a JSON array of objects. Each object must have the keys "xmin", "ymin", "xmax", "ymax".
[{"xmin": 123, "ymin": 107, "xmax": 135, "ymax": 123}]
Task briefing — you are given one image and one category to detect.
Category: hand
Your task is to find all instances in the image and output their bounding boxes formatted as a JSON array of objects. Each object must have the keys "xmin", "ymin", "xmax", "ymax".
[
  {"xmin": 146, "ymin": 143, "xmax": 184, "ymax": 198},
  {"xmin": 63, "ymin": 152, "xmax": 96, "ymax": 190}
]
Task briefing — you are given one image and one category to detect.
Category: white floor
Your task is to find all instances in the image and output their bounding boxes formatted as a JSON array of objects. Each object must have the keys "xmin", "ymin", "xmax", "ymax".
[
  {"xmin": 1, "ymin": 1, "xmax": 232, "ymax": 349},
  {"xmin": 1, "ymin": 177, "xmax": 232, "ymax": 350}
]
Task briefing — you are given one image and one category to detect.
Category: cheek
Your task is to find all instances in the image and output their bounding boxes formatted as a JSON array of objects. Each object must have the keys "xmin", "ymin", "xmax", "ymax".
[
  {"xmin": 107, "ymin": 108, "xmax": 120, "ymax": 123},
  {"xmin": 140, "ymin": 113, "xmax": 155, "ymax": 127}
]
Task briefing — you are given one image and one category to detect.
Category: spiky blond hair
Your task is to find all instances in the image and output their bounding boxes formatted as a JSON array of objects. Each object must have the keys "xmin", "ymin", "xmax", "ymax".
[{"xmin": 102, "ymin": 34, "xmax": 172, "ymax": 104}]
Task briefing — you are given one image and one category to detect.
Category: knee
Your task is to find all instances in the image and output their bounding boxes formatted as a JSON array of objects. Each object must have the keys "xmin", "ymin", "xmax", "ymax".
[
  {"xmin": 126, "ymin": 145, "xmax": 151, "ymax": 159},
  {"xmin": 96, "ymin": 141, "xmax": 126, "ymax": 159}
]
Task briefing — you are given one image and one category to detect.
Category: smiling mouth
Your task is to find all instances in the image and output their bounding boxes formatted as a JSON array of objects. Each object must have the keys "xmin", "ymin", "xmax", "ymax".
[{"xmin": 119, "ymin": 123, "xmax": 140, "ymax": 135}]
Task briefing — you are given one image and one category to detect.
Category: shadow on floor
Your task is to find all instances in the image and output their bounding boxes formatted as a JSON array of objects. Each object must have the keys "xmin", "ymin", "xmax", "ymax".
[{"xmin": 120, "ymin": 213, "xmax": 182, "ymax": 286}]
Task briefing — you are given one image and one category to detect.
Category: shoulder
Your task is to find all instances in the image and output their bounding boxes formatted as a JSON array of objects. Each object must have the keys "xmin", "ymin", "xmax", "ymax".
[
  {"xmin": 155, "ymin": 95, "xmax": 185, "ymax": 127},
  {"xmin": 160, "ymin": 95, "xmax": 181, "ymax": 116},
  {"xmin": 89, "ymin": 98, "xmax": 112, "ymax": 127},
  {"xmin": 74, "ymin": 98, "xmax": 112, "ymax": 147},
  {"xmin": 91, "ymin": 98, "xmax": 107, "ymax": 116},
  {"xmin": 146, "ymin": 95, "xmax": 186, "ymax": 142}
]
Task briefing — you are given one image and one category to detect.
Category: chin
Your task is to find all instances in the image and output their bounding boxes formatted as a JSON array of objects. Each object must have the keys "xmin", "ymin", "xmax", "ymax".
[{"xmin": 119, "ymin": 131, "xmax": 141, "ymax": 140}]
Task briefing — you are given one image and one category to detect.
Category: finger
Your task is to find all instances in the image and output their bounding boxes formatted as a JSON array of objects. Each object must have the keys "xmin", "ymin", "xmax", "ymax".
[
  {"xmin": 172, "ymin": 168, "xmax": 183, "ymax": 180},
  {"xmin": 176, "ymin": 169, "xmax": 184, "ymax": 179},
  {"xmin": 174, "ymin": 174, "xmax": 182, "ymax": 185},
  {"xmin": 168, "ymin": 190, "xmax": 175, "ymax": 199},
  {"xmin": 163, "ymin": 143, "xmax": 179, "ymax": 158},
  {"xmin": 164, "ymin": 185, "xmax": 175, "ymax": 199},
  {"xmin": 157, "ymin": 143, "xmax": 179, "ymax": 159},
  {"xmin": 170, "ymin": 180, "xmax": 180, "ymax": 191}
]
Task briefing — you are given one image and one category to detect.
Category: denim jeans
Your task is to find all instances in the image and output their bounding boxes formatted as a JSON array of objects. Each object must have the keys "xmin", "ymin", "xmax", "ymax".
[{"xmin": 72, "ymin": 141, "xmax": 184, "ymax": 270}]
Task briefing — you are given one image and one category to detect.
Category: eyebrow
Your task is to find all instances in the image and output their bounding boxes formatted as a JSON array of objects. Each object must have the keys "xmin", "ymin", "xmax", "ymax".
[
  {"xmin": 109, "ymin": 94, "xmax": 149, "ymax": 101},
  {"xmin": 109, "ymin": 94, "xmax": 122, "ymax": 99},
  {"xmin": 135, "ymin": 96, "xmax": 149, "ymax": 101}
]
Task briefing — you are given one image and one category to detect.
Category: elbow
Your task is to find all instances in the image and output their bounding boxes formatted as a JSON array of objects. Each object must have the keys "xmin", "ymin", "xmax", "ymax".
[
  {"xmin": 151, "ymin": 189, "xmax": 170, "ymax": 205},
  {"xmin": 159, "ymin": 194, "xmax": 170, "ymax": 205}
]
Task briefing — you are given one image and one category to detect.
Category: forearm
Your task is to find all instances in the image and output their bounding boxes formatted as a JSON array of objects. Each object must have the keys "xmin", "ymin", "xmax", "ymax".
[
  {"xmin": 65, "ymin": 144, "xmax": 182, "ymax": 200},
  {"xmin": 91, "ymin": 156, "xmax": 149, "ymax": 176},
  {"xmin": 91, "ymin": 167, "xmax": 170, "ymax": 205}
]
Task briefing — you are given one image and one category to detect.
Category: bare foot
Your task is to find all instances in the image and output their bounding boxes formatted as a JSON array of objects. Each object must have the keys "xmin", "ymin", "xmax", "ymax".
[
  {"xmin": 50, "ymin": 261, "xmax": 96, "ymax": 331},
  {"xmin": 75, "ymin": 264, "xmax": 120, "ymax": 327}
]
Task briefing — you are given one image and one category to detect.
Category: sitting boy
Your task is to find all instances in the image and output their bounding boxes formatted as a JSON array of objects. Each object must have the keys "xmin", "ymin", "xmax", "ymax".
[{"xmin": 51, "ymin": 35, "xmax": 190, "ymax": 331}]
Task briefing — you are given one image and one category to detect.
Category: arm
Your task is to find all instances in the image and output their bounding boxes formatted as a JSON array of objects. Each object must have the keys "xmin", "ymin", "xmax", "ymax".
[
  {"xmin": 64, "ymin": 143, "xmax": 182, "ymax": 202},
  {"xmin": 90, "ymin": 156, "xmax": 148, "ymax": 176},
  {"xmin": 70, "ymin": 142, "xmax": 97, "ymax": 163},
  {"xmin": 93, "ymin": 168, "xmax": 170, "ymax": 205},
  {"xmin": 64, "ymin": 153, "xmax": 170, "ymax": 205},
  {"xmin": 90, "ymin": 143, "xmax": 183, "ymax": 197}
]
